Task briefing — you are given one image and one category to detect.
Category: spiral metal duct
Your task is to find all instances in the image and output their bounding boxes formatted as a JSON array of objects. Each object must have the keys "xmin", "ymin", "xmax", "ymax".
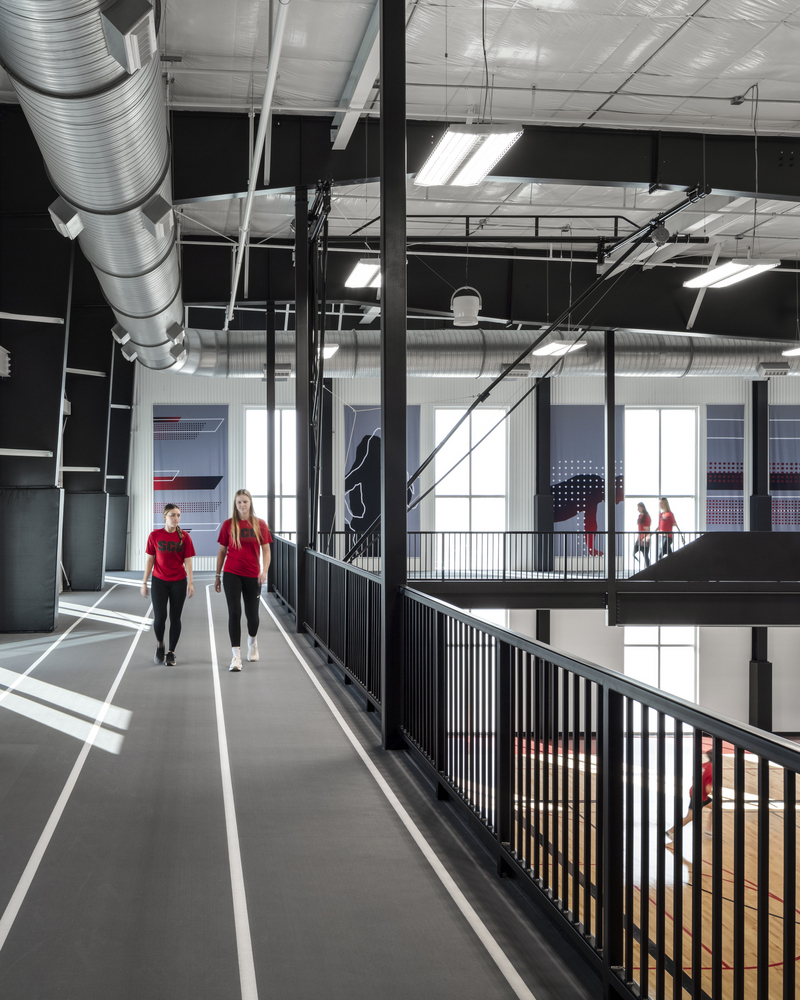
[
  {"xmin": 178, "ymin": 328, "xmax": 798, "ymax": 379},
  {"xmin": 0, "ymin": 0, "xmax": 184, "ymax": 369}
]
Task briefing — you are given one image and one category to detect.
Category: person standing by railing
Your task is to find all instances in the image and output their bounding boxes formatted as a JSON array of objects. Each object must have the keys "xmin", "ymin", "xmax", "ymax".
[
  {"xmin": 215, "ymin": 490, "xmax": 272, "ymax": 672},
  {"xmin": 634, "ymin": 502, "xmax": 652, "ymax": 567},
  {"xmin": 657, "ymin": 497, "xmax": 680, "ymax": 559}
]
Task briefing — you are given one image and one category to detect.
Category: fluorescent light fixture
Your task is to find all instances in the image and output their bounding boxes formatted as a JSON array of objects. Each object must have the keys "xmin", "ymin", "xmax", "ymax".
[
  {"xmin": 683, "ymin": 259, "xmax": 780, "ymax": 289},
  {"xmin": 322, "ymin": 344, "xmax": 339, "ymax": 359},
  {"xmin": 414, "ymin": 123, "xmax": 524, "ymax": 187},
  {"xmin": 782, "ymin": 346, "xmax": 800, "ymax": 357},
  {"xmin": 532, "ymin": 341, "xmax": 588, "ymax": 357},
  {"xmin": 345, "ymin": 258, "xmax": 381, "ymax": 288}
]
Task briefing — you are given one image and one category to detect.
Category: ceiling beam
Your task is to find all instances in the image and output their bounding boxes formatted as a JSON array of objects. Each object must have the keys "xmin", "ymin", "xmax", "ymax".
[{"xmin": 330, "ymin": 3, "xmax": 379, "ymax": 151}]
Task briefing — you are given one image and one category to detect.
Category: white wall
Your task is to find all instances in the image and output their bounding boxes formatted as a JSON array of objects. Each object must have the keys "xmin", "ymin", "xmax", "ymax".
[
  {"xmin": 767, "ymin": 628, "xmax": 800, "ymax": 733},
  {"xmin": 698, "ymin": 627, "xmax": 750, "ymax": 726},
  {"xmin": 509, "ymin": 608, "xmax": 625, "ymax": 674}
]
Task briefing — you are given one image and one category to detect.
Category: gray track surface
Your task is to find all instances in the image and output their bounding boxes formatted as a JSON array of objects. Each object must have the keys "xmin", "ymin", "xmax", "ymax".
[{"xmin": 0, "ymin": 574, "xmax": 599, "ymax": 1000}]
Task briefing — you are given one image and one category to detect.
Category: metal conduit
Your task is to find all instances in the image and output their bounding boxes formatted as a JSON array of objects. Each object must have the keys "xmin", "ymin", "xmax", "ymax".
[
  {"xmin": 179, "ymin": 328, "xmax": 798, "ymax": 378},
  {"xmin": 0, "ymin": 0, "xmax": 184, "ymax": 370}
]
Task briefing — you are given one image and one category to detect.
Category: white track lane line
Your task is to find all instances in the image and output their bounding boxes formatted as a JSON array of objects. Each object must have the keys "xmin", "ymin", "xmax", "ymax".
[
  {"xmin": 0, "ymin": 603, "xmax": 152, "ymax": 954},
  {"xmin": 260, "ymin": 596, "xmax": 538, "ymax": 1000},
  {"xmin": 0, "ymin": 585, "xmax": 119, "ymax": 710},
  {"xmin": 206, "ymin": 586, "xmax": 258, "ymax": 1000}
]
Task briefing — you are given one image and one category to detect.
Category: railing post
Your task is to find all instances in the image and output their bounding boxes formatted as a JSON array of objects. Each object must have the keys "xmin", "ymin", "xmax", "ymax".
[
  {"xmin": 435, "ymin": 610, "xmax": 447, "ymax": 799},
  {"xmin": 605, "ymin": 330, "xmax": 617, "ymax": 623},
  {"xmin": 602, "ymin": 686, "xmax": 625, "ymax": 992},
  {"xmin": 294, "ymin": 186, "xmax": 311, "ymax": 633},
  {"xmin": 496, "ymin": 639, "xmax": 512, "ymax": 875}
]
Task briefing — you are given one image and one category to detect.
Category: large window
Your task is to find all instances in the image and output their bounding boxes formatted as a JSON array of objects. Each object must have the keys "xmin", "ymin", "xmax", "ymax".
[
  {"xmin": 623, "ymin": 407, "xmax": 697, "ymax": 534},
  {"xmin": 434, "ymin": 408, "xmax": 507, "ymax": 532},
  {"xmin": 245, "ymin": 408, "xmax": 296, "ymax": 533},
  {"xmin": 624, "ymin": 626, "xmax": 697, "ymax": 704}
]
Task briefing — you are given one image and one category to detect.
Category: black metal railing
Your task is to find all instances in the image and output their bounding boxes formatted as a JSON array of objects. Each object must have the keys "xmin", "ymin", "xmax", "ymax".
[
  {"xmin": 401, "ymin": 588, "xmax": 800, "ymax": 1000},
  {"xmin": 619, "ymin": 530, "xmax": 704, "ymax": 579},
  {"xmin": 304, "ymin": 549, "xmax": 382, "ymax": 708},
  {"xmin": 273, "ymin": 534, "xmax": 297, "ymax": 616}
]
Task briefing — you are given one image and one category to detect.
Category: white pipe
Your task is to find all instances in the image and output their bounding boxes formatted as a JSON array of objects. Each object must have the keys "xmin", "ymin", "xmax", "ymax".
[{"xmin": 225, "ymin": 0, "xmax": 291, "ymax": 329}]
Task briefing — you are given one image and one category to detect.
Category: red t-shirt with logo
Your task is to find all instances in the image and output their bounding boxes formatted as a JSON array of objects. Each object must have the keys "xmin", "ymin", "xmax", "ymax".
[
  {"xmin": 659, "ymin": 511, "xmax": 676, "ymax": 534},
  {"xmin": 218, "ymin": 518, "xmax": 272, "ymax": 578},
  {"xmin": 146, "ymin": 528, "xmax": 196, "ymax": 581}
]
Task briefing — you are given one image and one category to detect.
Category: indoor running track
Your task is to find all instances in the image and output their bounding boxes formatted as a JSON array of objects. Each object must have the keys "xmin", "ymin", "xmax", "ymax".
[{"xmin": 0, "ymin": 573, "xmax": 598, "ymax": 1000}]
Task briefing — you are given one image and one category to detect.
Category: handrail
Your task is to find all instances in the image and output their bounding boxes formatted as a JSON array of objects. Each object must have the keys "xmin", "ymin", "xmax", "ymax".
[{"xmin": 403, "ymin": 586, "xmax": 800, "ymax": 768}]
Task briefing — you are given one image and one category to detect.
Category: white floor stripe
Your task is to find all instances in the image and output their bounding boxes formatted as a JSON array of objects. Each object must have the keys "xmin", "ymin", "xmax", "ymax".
[
  {"xmin": 206, "ymin": 586, "xmax": 259, "ymax": 1000},
  {"xmin": 260, "ymin": 596, "xmax": 538, "ymax": 1000},
  {"xmin": 0, "ymin": 603, "xmax": 152, "ymax": 954},
  {"xmin": 0, "ymin": 586, "xmax": 119, "ymax": 711}
]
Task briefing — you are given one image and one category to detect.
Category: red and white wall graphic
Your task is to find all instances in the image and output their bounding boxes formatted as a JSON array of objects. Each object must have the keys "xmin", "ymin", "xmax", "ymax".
[
  {"xmin": 706, "ymin": 405, "xmax": 744, "ymax": 531},
  {"xmin": 153, "ymin": 405, "xmax": 228, "ymax": 556}
]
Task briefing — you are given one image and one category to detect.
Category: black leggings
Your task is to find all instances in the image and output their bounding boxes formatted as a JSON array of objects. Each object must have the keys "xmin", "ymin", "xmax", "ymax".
[
  {"xmin": 151, "ymin": 575, "xmax": 187, "ymax": 651},
  {"xmin": 222, "ymin": 572, "xmax": 261, "ymax": 646}
]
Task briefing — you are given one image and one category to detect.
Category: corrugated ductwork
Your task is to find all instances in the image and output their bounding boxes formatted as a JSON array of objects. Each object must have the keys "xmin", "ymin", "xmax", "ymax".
[
  {"xmin": 0, "ymin": 0, "xmax": 184, "ymax": 370},
  {"xmin": 177, "ymin": 328, "xmax": 799, "ymax": 378}
]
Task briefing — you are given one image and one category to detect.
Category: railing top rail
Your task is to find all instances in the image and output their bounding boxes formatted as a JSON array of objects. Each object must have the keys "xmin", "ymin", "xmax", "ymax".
[
  {"xmin": 273, "ymin": 534, "xmax": 297, "ymax": 548},
  {"xmin": 307, "ymin": 546, "xmax": 380, "ymax": 581},
  {"xmin": 402, "ymin": 585, "xmax": 800, "ymax": 770}
]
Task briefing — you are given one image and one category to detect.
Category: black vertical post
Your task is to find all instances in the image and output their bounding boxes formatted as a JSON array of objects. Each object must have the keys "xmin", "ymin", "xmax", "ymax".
[
  {"xmin": 496, "ymin": 640, "xmax": 512, "ymax": 875},
  {"xmin": 535, "ymin": 609, "xmax": 550, "ymax": 645},
  {"xmin": 318, "ymin": 377, "xmax": 335, "ymax": 551},
  {"xmin": 266, "ymin": 301, "xmax": 276, "ymax": 591},
  {"xmin": 295, "ymin": 189, "xmax": 310, "ymax": 632},
  {"xmin": 750, "ymin": 379, "xmax": 771, "ymax": 531},
  {"xmin": 604, "ymin": 331, "xmax": 616, "ymax": 623},
  {"xmin": 379, "ymin": 0, "xmax": 407, "ymax": 749},
  {"xmin": 602, "ymin": 687, "xmax": 625, "ymax": 991},
  {"xmin": 534, "ymin": 378, "xmax": 554, "ymax": 571},
  {"xmin": 749, "ymin": 626, "xmax": 772, "ymax": 731}
]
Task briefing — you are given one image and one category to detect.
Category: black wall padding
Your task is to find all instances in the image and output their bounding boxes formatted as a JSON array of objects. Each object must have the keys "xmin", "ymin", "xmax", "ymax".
[
  {"xmin": 62, "ymin": 492, "xmax": 108, "ymax": 591},
  {"xmin": 0, "ymin": 487, "xmax": 62, "ymax": 632},
  {"xmin": 105, "ymin": 494, "xmax": 129, "ymax": 571}
]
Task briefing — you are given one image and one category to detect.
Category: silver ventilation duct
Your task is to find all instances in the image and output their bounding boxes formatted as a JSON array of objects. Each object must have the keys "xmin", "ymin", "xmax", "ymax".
[
  {"xmin": 0, "ymin": 0, "xmax": 185, "ymax": 370},
  {"xmin": 180, "ymin": 328, "xmax": 799, "ymax": 379}
]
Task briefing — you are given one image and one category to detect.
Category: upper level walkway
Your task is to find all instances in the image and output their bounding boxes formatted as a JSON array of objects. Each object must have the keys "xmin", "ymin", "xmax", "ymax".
[{"xmin": 0, "ymin": 574, "xmax": 595, "ymax": 1000}]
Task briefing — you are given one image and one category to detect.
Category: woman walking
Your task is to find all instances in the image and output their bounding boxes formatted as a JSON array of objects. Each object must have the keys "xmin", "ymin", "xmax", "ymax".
[
  {"xmin": 657, "ymin": 497, "xmax": 680, "ymax": 559},
  {"xmin": 142, "ymin": 503, "xmax": 195, "ymax": 665},
  {"xmin": 215, "ymin": 490, "xmax": 272, "ymax": 672},
  {"xmin": 634, "ymin": 502, "xmax": 652, "ymax": 567}
]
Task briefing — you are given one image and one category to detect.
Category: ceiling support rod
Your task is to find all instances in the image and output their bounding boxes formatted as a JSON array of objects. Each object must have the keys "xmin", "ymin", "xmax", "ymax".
[{"xmin": 224, "ymin": 0, "xmax": 290, "ymax": 330}]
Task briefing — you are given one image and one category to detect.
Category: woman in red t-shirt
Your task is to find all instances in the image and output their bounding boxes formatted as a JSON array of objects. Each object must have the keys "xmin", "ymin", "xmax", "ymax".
[
  {"xmin": 214, "ymin": 490, "xmax": 272, "ymax": 672},
  {"xmin": 657, "ymin": 497, "xmax": 680, "ymax": 559},
  {"xmin": 666, "ymin": 750, "xmax": 713, "ymax": 848},
  {"xmin": 634, "ymin": 502, "xmax": 652, "ymax": 567},
  {"xmin": 141, "ymin": 503, "xmax": 195, "ymax": 665}
]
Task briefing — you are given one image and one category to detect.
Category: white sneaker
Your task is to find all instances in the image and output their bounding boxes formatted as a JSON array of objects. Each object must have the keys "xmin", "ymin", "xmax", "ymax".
[
  {"xmin": 229, "ymin": 647, "xmax": 242, "ymax": 672},
  {"xmin": 247, "ymin": 637, "xmax": 259, "ymax": 662}
]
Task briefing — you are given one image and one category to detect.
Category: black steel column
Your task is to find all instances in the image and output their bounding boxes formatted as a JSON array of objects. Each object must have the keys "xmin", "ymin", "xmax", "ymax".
[
  {"xmin": 379, "ymin": 0, "xmax": 407, "ymax": 749},
  {"xmin": 318, "ymin": 377, "xmax": 335, "ymax": 550},
  {"xmin": 266, "ymin": 301, "xmax": 276, "ymax": 591},
  {"xmin": 750, "ymin": 379, "xmax": 772, "ymax": 531},
  {"xmin": 295, "ymin": 189, "xmax": 311, "ymax": 631},
  {"xmin": 604, "ymin": 331, "xmax": 616, "ymax": 623},
  {"xmin": 535, "ymin": 609, "xmax": 550, "ymax": 645},
  {"xmin": 749, "ymin": 626, "xmax": 772, "ymax": 732},
  {"xmin": 534, "ymin": 378, "xmax": 554, "ymax": 570}
]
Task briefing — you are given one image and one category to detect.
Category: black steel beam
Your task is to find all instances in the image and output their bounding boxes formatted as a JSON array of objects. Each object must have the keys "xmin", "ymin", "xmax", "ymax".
[
  {"xmin": 379, "ymin": 0, "xmax": 407, "ymax": 750},
  {"xmin": 294, "ymin": 189, "xmax": 311, "ymax": 631},
  {"xmin": 750, "ymin": 379, "xmax": 772, "ymax": 531},
  {"xmin": 534, "ymin": 378, "xmax": 554, "ymax": 571},
  {"xmin": 605, "ymin": 331, "xmax": 616, "ymax": 623}
]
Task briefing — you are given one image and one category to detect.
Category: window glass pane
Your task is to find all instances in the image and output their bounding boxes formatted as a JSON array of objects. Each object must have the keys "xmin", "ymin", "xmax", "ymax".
[
  {"xmin": 435, "ymin": 409, "xmax": 470, "ymax": 496},
  {"xmin": 661, "ymin": 409, "xmax": 696, "ymax": 496},
  {"xmin": 281, "ymin": 410, "xmax": 296, "ymax": 496},
  {"xmin": 245, "ymin": 409, "xmax": 269, "ymax": 498},
  {"xmin": 469, "ymin": 608, "xmax": 508, "ymax": 628},
  {"xmin": 660, "ymin": 626, "xmax": 695, "ymax": 645},
  {"xmin": 435, "ymin": 497, "xmax": 470, "ymax": 532},
  {"xmin": 624, "ymin": 626, "xmax": 658, "ymax": 646},
  {"xmin": 280, "ymin": 498, "xmax": 296, "ymax": 534},
  {"xmin": 624, "ymin": 409, "xmax": 660, "ymax": 495},
  {"xmin": 471, "ymin": 409, "xmax": 506, "ymax": 496},
  {"xmin": 660, "ymin": 646, "xmax": 695, "ymax": 701},
  {"xmin": 624, "ymin": 646, "xmax": 658, "ymax": 687},
  {"xmin": 471, "ymin": 497, "xmax": 505, "ymax": 532}
]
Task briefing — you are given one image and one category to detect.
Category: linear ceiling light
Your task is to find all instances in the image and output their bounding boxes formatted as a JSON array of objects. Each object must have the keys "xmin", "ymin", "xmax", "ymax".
[
  {"xmin": 683, "ymin": 260, "xmax": 780, "ymax": 289},
  {"xmin": 322, "ymin": 344, "xmax": 339, "ymax": 359},
  {"xmin": 532, "ymin": 341, "xmax": 588, "ymax": 357},
  {"xmin": 414, "ymin": 124, "xmax": 524, "ymax": 187},
  {"xmin": 345, "ymin": 258, "xmax": 381, "ymax": 288}
]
